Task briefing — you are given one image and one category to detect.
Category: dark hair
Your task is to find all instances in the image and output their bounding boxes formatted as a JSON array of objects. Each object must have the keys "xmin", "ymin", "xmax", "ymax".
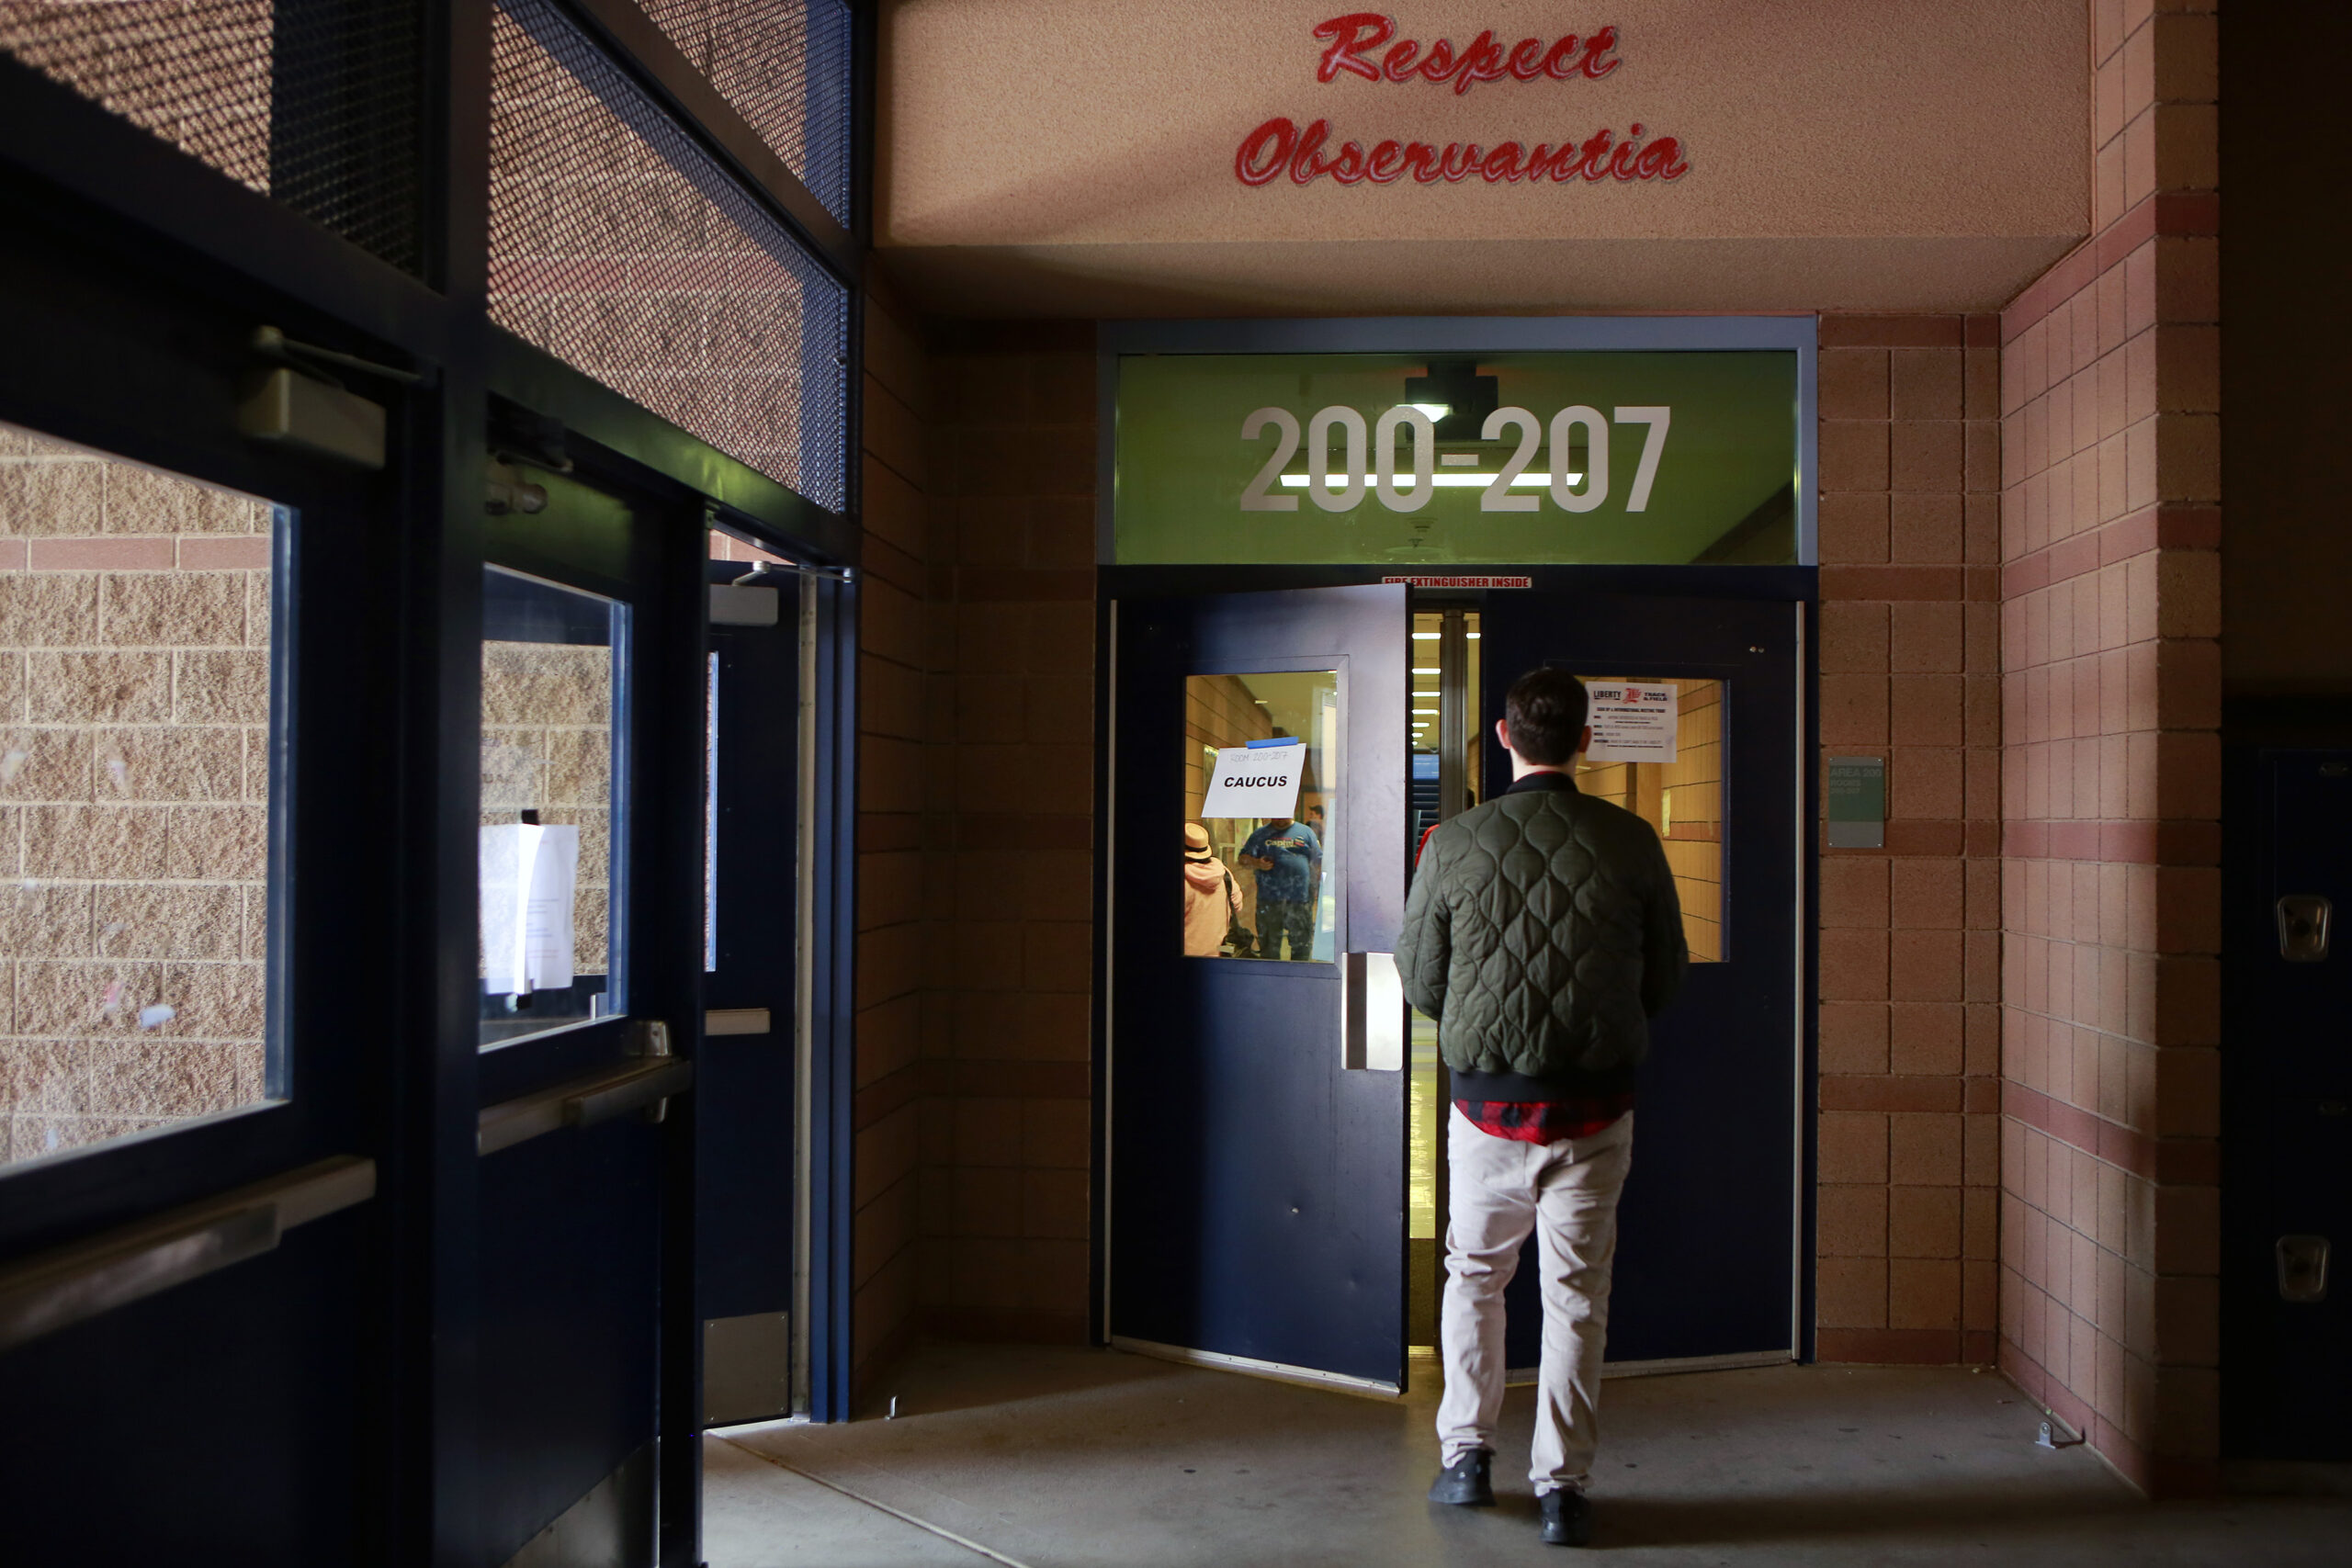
[{"xmin": 1502, "ymin": 669, "xmax": 1590, "ymax": 765}]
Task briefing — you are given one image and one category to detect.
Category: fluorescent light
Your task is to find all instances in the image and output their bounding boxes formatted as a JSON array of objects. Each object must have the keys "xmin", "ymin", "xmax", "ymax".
[
  {"xmin": 1466, "ymin": 633, "xmax": 1480, "ymax": 640},
  {"xmin": 1278, "ymin": 473, "xmax": 1581, "ymax": 490},
  {"xmin": 1412, "ymin": 707, "xmax": 1439, "ymax": 715},
  {"xmin": 1407, "ymin": 403, "xmax": 1449, "ymax": 422},
  {"xmin": 1412, "ymin": 667, "xmax": 1439, "ymax": 674},
  {"xmin": 1411, "ymin": 631, "xmax": 1439, "ymax": 639}
]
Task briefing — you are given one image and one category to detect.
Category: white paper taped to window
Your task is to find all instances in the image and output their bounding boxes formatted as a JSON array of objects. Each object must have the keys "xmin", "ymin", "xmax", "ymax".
[
  {"xmin": 1585, "ymin": 682, "xmax": 1678, "ymax": 763},
  {"xmin": 481, "ymin": 822, "xmax": 580, "ymax": 993},
  {"xmin": 1199, "ymin": 741, "xmax": 1306, "ymax": 818}
]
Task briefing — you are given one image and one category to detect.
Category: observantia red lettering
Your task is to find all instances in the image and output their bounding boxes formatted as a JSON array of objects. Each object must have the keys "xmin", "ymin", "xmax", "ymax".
[{"xmin": 1237, "ymin": 117, "xmax": 1689, "ymax": 186}]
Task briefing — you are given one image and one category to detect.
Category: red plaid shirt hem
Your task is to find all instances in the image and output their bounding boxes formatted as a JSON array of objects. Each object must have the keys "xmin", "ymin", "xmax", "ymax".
[{"xmin": 1453, "ymin": 1095, "xmax": 1636, "ymax": 1144}]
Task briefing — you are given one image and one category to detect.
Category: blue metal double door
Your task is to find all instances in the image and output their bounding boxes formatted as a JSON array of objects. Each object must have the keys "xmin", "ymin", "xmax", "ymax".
[{"xmin": 1108, "ymin": 581, "xmax": 1804, "ymax": 1391}]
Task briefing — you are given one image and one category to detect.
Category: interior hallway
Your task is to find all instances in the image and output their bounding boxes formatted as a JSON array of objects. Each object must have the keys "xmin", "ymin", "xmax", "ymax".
[{"xmin": 703, "ymin": 1345, "xmax": 2350, "ymax": 1566}]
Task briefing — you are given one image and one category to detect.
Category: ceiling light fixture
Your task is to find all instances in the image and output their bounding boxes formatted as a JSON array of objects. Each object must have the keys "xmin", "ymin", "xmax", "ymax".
[{"xmin": 1404, "ymin": 360, "xmax": 1498, "ymax": 441}]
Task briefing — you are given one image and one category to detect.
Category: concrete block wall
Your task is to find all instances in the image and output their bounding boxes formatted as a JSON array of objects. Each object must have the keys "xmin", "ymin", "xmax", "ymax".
[
  {"xmin": 0, "ymin": 424, "xmax": 274, "ymax": 1168},
  {"xmin": 1813, "ymin": 314, "xmax": 2007, "ymax": 1365},
  {"xmin": 1992, "ymin": 0, "xmax": 2222, "ymax": 1497}
]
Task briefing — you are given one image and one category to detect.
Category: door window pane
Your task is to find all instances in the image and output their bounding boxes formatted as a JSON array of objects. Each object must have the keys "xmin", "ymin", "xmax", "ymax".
[
  {"xmin": 1574, "ymin": 675, "xmax": 1724, "ymax": 961},
  {"xmin": 1182, "ymin": 671, "xmax": 1337, "ymax": 963},
  {"xmin": 480, "ymin": 567, "xmax": 627, "ymax": 1047},
  {"xmin": 0, "ymin": 420, "xmax": 283, "ymax": 1168}
]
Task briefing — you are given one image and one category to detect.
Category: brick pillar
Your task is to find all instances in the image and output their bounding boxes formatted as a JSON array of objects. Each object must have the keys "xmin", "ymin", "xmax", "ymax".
[
  {"xmin": 850, "ymin": 282, "xmax": 932, "ymax": 1394},
  {"xmin": 1814, "ymin": 315, "xmax": 2005, "ymax": 1364},
  {"xmin": 1993, "ymin": 0, "xmax": 2222, "ymax": 1496},
  {"xmin": 918, "ymin": 322, "xmax": 1096, "ymax": 1345}
]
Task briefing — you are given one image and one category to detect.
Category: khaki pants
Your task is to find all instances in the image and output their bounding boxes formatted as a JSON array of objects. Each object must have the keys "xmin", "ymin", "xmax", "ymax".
[{"xmin": 1436, "ymin": 1106, "xmax": 1634, "ymax": 1495}]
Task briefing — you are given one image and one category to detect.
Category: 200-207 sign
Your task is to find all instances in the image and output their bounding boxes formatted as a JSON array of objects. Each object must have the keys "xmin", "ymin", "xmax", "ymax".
[
  {"xmin": 1110, "ymin": 350, "xmax": 1797, "ymax": 566},
  {"xmin": 1238, "ymin": 403, "xmax": 1672, "ymax": 515}
]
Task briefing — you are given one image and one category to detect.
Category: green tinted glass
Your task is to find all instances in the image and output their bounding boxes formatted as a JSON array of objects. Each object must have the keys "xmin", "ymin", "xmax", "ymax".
[{"xmin": 1113, "ymin": 351, "xmax": 1798, "ymax": 566}]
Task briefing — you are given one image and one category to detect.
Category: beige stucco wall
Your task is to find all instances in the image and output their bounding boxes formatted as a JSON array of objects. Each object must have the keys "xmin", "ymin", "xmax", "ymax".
[{"xmin": 878, "ymin": 0, "xmax": 2090, "ymax": 315}]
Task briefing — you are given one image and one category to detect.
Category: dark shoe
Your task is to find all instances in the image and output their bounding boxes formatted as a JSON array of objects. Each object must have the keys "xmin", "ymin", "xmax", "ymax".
[
  {"xmin": 1538, "ymin": 1488, "xmax": 1592, "ymax": 1546},
  {"xmin": 1427, "ymin": 1450, "xmax": 1494, "ymax": 1506}
]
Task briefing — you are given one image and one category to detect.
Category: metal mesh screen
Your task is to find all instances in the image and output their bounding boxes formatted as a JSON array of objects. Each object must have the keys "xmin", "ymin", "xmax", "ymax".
[
  {"xmin": 490, "ymin": 0, "xmax": 850, "ymax": 512},
  {"xmin": 0, "ymin": 1, "xmax": 425, "ymax": 275},
  {"xmin": 638, "ymin": 0, "xmax": 854, "ymax": 227}
]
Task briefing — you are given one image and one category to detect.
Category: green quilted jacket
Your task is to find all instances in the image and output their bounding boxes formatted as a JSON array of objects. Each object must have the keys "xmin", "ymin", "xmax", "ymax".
[{"xmin": 1396, "ymin": 772, "xmax": 1688, "ymax": 1092}]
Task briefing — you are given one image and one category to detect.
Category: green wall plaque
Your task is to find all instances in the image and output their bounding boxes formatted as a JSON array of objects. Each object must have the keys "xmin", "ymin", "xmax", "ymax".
[{"xmin": 1826, "ymin": 755, "xmax": 1885, "ymax": 849}]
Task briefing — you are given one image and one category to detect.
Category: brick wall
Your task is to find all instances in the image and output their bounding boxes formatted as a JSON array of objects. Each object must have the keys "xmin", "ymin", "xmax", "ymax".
[
  {"xmin": 850, "ymin": 281, "xmax": 930, "ymax": 1393},
  {"xmin": 912, "ymin": 321, "xmax": 1095, "ymax": 1346},
  {"xmin": 843, "ymin": 298, "xmax": 1100, "ymax": 1393},
  {"xmin": 1813, "ymin": 315, "xmax": 2007, "ymax": 1365},
  {"xmin": 1993, "ymin": 0, "xmax": 2222, "ymax": 1497},
  {"xmin": 0, "ymin": 423, "xmax": 274, "ymax": 1167}
]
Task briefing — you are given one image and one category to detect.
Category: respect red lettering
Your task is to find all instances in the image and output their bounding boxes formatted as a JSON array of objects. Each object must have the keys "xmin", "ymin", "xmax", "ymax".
[{"xmin": 1314, "ymin": 14, "xmax": 1621, "ymax": 94}]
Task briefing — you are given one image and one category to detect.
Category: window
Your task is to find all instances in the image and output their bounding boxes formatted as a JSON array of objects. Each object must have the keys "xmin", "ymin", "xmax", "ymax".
[
  {"xmin": 1182, "ymin": 671, "xmax": 1338, "ymax": 963},
  {"xmin": 1575, "ymin": 675, "xmax": 1724, "ymax": 961},
  {"xmin": 478, "ymin": 566, "xmax": 627, "ymax": 1048},
  {"xmin": 0, "ymin": 420, "xmax": 286, "ymax": 1167}
]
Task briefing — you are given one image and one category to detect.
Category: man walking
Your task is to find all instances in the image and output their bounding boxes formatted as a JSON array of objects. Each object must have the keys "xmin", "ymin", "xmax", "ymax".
[{"xmin": 1396, "ymin": 669, "xmax": 1687, "ymax": 1547}]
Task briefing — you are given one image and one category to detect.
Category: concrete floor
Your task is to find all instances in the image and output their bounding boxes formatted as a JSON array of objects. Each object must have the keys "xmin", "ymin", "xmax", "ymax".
[{"xmin": 705, "ymin": 1344, "xmax": 2352, "ymax": 1566}]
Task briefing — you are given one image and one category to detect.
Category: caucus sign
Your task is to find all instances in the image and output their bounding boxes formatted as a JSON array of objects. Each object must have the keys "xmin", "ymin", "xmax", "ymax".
[{"xmin": 1236, "ymin": 14, "xmax": 1690, "ymax": 190}]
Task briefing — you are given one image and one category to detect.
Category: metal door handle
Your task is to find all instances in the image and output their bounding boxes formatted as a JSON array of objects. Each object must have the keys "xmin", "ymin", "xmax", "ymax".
[
  {"xmin": 478, "ymin": 1057, "xmax": 695, "ymax": 1156},
  {"xmin": 2278, "ymin": 1235, "xmax": 2331, "ymax": 1303},
  {"xmin": 570, "ymin": 1059, "xmax": 694, "ymax": 1128},
  {"xmin": 2278, "ymin": 895, "xmax": 2332, "ymax": 961},
  {"xmin": 1341, "ymin": 952, "xmax": 1405, "ymax": 1072},
  {"xmin": 0, "ymin": 1156, "xmax": 375, "ymax": 1352}
]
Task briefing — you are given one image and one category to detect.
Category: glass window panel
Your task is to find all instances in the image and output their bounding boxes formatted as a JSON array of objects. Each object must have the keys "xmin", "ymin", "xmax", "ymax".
[
  {"xmin": 1574, "ymin": 675, "xmax": 1724, "ymax": 962},
  {"xmin": 479, "ymin": 566, "xmax": 627, "ymax": 1048},
  {"xmin": 488, "ymin": 0, "xmax": 852, "ymax": 511},
  {"xmin": 0, "ymin": 1, "xmax": 428, "ymax": 275},
  {"xmin": 636, "ymin": 0, "xmax": 854, "ymax": 226},
  {"xmin": 0, "ymin": 419, "xmax": 285, "ymax": 1169},
  {"xmin": 1182, "ymin": 671, "xmax": 1337, "ymax": 963}
]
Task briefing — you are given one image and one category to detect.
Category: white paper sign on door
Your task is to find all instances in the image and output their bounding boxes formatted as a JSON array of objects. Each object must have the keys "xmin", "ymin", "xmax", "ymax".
[
  {"xmin": 1198, "ymin": 741, "xmax": 1306, "ymax": 819},
  {"xmin": 1585, "ymin": 682, "xmax": 1679, "ymax": 762},
  {"xmin": 480, "ymin": 822, "xmax": 581, "ymax": 993}
]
